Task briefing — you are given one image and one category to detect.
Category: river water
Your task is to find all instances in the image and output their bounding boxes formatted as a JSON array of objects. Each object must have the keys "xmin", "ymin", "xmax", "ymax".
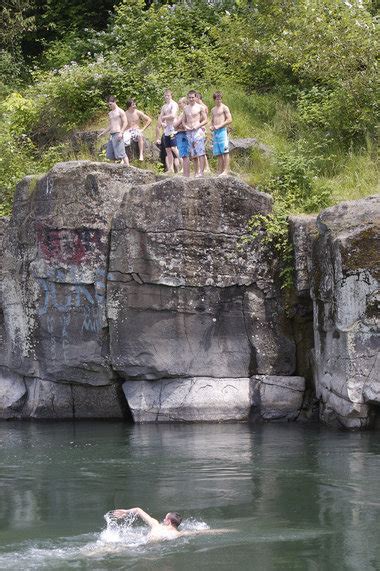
[{"xmin": 0, "ymin": 422, "xmax": 379, "ymax": 570}]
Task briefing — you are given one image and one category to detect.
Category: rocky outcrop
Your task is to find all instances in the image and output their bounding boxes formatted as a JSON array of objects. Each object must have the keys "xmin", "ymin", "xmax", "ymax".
[
  {"xmin": 250, "ymin": 375, "xmax": 305, "ymax": 422},
  {"xmin": 289, "ymin": 215, "xmax": 318, "ymax": 296},
  {"xmin": 107, "ymin": 176, "xmax": 296, "ymax": 381},
  {"xmin": 288, "ymin": 215, "xmax": 318, "ymax": 387},
  {"xmin": 0, "ymin": 162, "xmax": 304, "ymax": 421},
  {"xmin": 1, "ymin": 160, "xmax": 377, "ymax": 428},
  {"xmin": 311, "ymin": 196, "xmax": 380, "ymax": 429},
  {"xmin": 126, "ymin": 138, "xmax": 161, "ymax": 163},
  {"xmin": 71, "ymin": 130, "xmax": 102, "ymax": 158},
  {"xmin": 229, "ymin": 138, "xmax": 272, "ymax": 157},
  {"xmin": 123, "ymin": 375, "xmax": 306, "ymax": 423},
  {"xmin": 0, "ymin": 162, "xmax": 156, "ymax": 418},
  {"xmin": 124, "ymin": 377, "xmax": 251, "ymax": 422}
]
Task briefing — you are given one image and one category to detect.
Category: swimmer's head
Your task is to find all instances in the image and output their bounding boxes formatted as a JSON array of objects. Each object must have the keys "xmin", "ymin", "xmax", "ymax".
[{"xmin": 164, "ymin": 512, "xmax": 182, "ymax": 529}]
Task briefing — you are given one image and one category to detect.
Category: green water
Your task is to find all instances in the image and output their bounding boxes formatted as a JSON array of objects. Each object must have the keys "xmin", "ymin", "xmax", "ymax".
[{"xmin": 0, "ymin": 422, "xmax": 379, "ymax": 570}]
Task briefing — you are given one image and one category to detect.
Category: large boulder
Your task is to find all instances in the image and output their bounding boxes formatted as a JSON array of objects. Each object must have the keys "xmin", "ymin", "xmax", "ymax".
[
  {"xmin": 0, "ymin": 164, "xmax": 304, "ymax": 421},
  {"xmin": 123, "ymin": 377, "xmax": 251, "ymax": 422},
  {"xmin": 250, "ymin": 375, "xmax": 306, "ymax": 422},
  {"xmin": 123, "ymin": 375, "xmax": 306, "ymax": 423},
  {"xmin": 1, "ymin": 161, "xmax": 156, "ymax": 389},
  {"xmin": 108, "ymin": 176, "xmax": 296, "ymax": 381},
  {"xmin": 311, "ymin": 195, "xmax": 380, "ymax": 428},
  {"xmin": 229, "ymin": 138, "xmax": 272, "ymax": 157}
]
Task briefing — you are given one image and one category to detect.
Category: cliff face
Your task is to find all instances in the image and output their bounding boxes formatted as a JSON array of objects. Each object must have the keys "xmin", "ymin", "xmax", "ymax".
[
  {"xmin": 310, "ymin": 196, "xmax": 380, "ymax": 429},
  {"xmin": 0, "ymin": 162, "xmax": 378, "ymax": 427}
]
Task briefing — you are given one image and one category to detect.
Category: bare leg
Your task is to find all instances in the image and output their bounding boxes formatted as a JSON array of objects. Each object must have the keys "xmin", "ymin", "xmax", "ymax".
[
  {"xmin": 221, "ymin": 153, "xmax": 230, "ymax": 175},
  {"xmin": 217, "ymin": 155, "xmax": 223, "ymax": 175},
  {"xmin": 182, "ymin": 157, "xmax": 190, "ymax": 177},
  {"xmin": 121, "ymin": 156, "xmax": 129, "ymax": 166},
  {"xmin": 166, "ymin": 148, "xmax": 174, "ymax": 172},
  {"xmin": 172, "ymin": 147, "xmax": 180, "ymax": 173},
  {"xmin": 197, "ymin": 155, "xmax": 205, "ymax": 177},
  {"xmin": 193, "ymin": 157, "xmax": 199, "ymax": 176},
  {"xmin": 138, "ymin": 136, "xmax": 144, "ymax": 161}
]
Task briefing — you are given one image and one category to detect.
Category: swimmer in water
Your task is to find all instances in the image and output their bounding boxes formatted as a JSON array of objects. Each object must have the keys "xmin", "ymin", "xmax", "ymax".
[
  {"xmin": 110, "ymin": 507, "xmax": 231, "ymax": 541},
  {"xmin": 111, "ymin": 507, "xmax": 181, "ymax": 540}
]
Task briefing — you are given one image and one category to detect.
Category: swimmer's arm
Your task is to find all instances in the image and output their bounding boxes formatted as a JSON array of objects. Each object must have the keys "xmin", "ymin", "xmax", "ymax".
[
  {"xmin": 111, "ymin": 507, "xmax": 159, "ymax": 528},
  {"xmin": 180, "ymin": 528, "xmax": 235, "ymax": 537}
]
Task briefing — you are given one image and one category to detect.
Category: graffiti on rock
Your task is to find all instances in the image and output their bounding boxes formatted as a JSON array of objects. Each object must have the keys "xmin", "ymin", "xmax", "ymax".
[
  {"xmin": 36, "ymin": 224, "xmax": 104, "ymax": 265},
  {"xmin": 35, "ymin": 267, "xmax": 106, "ymax": 335}
]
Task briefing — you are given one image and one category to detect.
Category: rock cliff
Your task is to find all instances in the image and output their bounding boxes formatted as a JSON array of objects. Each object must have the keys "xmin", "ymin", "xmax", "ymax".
[
  {"xmin": 310, "ymin": 196, "xmax": 380, "ymax": 428},
  {"xmin": 0, "ymin": 162, "xmax": 378, "ymax": 428}
]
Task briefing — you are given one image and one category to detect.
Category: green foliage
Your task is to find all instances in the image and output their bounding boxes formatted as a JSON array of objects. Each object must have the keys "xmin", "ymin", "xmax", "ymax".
[
  {"xmin": 246, "ymin": 205, "xmax": 294, "ymax": 291},
  {"xmin": 42, "ymin": 0, "xmax": 117, "ymax": 34},
  {"xmin": 223, "ymin": 0, "xmax": 377, "ymax": 143},
  {"xmin": 243, "ymin": 147, "xmax": 332, "ymax": 290},
  {"xmin": 0, "ymin": 0, "xmax": 377, "ymax": 222},
  {"xmin": 263, "ymin": 150, "xmax": 331, "ymax": 214},
  {"xmin": 0, "ymin": 1, "xmax": 35, "ymax": 52},
  {"xmin": 0, "ymin": 0, "xmax": 36, "ymax": 87}
]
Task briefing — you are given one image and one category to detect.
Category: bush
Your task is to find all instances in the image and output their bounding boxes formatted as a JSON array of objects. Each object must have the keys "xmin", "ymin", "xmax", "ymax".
[{"xmin": 262, "ymin": 150, "xmax": 331, "ymax": 214}]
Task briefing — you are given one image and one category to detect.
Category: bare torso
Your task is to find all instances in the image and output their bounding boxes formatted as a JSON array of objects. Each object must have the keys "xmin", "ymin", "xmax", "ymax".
[
  {"xmin": 160, "ymin": 100, "xmax": 179, "ymax": 134},
  {"xmin": 126, "ymin": 109, "xmax": 142, "ymax": 129},
  {"xmin": 184, "ymin": 102, "xmax": 204, "ymax": 130},
  {"xmin": 211, "ymin": 103, "xmax": 230, "ymax": 130},
  {"xmin": 108, "ymin": 107, "xmax": 126, "ymax": 133}
]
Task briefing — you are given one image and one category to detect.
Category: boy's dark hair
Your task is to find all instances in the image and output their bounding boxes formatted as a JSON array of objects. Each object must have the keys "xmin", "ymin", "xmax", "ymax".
[
  {"xmin": 107, "ymin": 95, "xmax": 117, "ymax": 103},
  {"xmin": 166, "ymin": 512, "xmax": 182, "ymax": 528},
  {"xmin": 187, "ymin": 89, "xmax": 197, "ymax": 97},
  {"xmin": 213, "ymin": 91, "xmax": 223, "ymax": 100},
  {"xmin": 126, "ymin": 99, "xmax": 135, "ymax": 109}
]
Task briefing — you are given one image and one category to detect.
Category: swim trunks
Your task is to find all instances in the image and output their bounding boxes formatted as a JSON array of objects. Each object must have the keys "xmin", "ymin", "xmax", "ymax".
[
  {"xmin": 106, "ymin": 132, "xmax": 127, "ymax": 160},
  {"xmin": 187, "ymin": 128, "xmax": 206, "ymax": 158},
  {"xmin": 213, "ymin": 127, "xmax": 229, "ymax": 156},
  {"xmin": 164, "ymin": 132, "xmax": 177, "ymax": 149},
  {"xmin": 123, "ymin": 128, "xmax": 142, "ymax": 146},
  {"xmin": 176, "ymin": 131, "xmax": 190, "ymax": 158}
]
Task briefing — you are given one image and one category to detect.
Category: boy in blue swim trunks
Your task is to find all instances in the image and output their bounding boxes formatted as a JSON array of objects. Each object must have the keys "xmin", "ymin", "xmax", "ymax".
[
  {"xmin": 210, "ymin": 92, "xmax": 232, "ymax": 176},
  {"xmin": 174, "ymin": 97, "xmax": 191, "ymax": 176}
]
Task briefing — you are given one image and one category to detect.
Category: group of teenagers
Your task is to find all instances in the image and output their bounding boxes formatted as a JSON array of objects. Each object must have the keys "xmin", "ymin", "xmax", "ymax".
[{"xmin": 100, "ymin": 89, "xmax": 232, "ymax": 177}]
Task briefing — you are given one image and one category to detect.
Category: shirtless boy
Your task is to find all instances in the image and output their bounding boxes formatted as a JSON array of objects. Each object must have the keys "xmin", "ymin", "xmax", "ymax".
[
  {"xmin": 99, "ymin": 96, "xmax": 129, "ymax": 165},
  {"xmin": 111, "ymin": 508, "xmax": 182, "ymax": 541},
  {"xmin": 174, "ymin": 97, "xmax": 191, "ymax": 177},
  {"xmin": 110, "ymin": 507, "xmax": 231, "ymax": 542},
  {"xmin": 158, "ymin": 89, "xmax": 179, "ymax": 173},
  {"xmin": 124, "ymin": 99, "xmax": 152, "ymax": 161},
  {"xmin": 183, "ymin": 90, "xmax": 207, "ymax": 177},
  {"xmin": 210, "ymin": 91, "xmax": 232, "ymax": 176}
]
